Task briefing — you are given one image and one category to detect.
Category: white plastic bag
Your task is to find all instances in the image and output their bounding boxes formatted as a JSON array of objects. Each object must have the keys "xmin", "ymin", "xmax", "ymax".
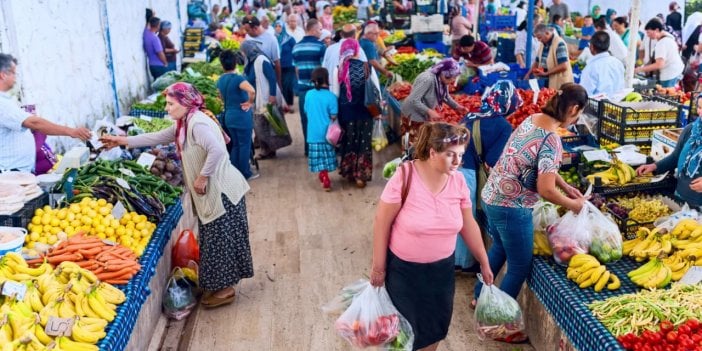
[
  {"xmin": 586, "ymin": 202, "xmax": 623, "ymax": 263},
  {"xmin": 334, "ymin": 281, "xmax": 414, "ymax": 350},
  {"xmin": 654, "ymin": 204, "xmax": 700, "ymax": 233},
  {"xmin": 548, "ymin": 205, "xmax": 591, "ymax": 265},
  {"xmin": 532, "ymin": 200, "xmax": 560, "ymax": 232},
  {"xmin": 321, "ymin": 279, "xmax": 368, "ymax": 315},
  {"xmin": 474, "ymin": 274, "xmax": 527, "ymax": 343}
]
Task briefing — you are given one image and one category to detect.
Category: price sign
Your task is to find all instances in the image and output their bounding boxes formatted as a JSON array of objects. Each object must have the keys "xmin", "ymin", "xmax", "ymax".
[
  {"xmin": 139, "ymin": 115, "xmax": 153, "ymax": 122},
  {"xmin": 45, "ymin": 317, "xmax": 75, "ymax": 337},
  {"xmin": 115, "ymin": 177, "xmax": 130, "ymax": 189},
  {"xmin": 112, "ymin": 201, "xmax": 127, "ymax": 220},
  {"xmin": 2, "ymin": 280, "xmax": 27, "ymax": 300},
  {"xmin": 119, "ymin": 168, "xmax": 136, "ymax": 177},
  {"xmin": 137, "ymin": 152, "xmax": 157, "ymax": 169},
  {"xmin": 679, "ymin": 266, "xmax": 702, "ymax": 285}
]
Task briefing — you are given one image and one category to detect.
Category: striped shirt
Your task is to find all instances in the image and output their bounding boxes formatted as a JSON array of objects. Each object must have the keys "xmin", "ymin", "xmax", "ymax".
[
  {"xmin": 292, "ymin": 36, "xmax": 326, "ymax": 91},
  {"xmin": 538, "ymin": 37, "xmax": 568, "ymax": 70},
  {"xmin": 0, "ymin": 92, "xmax": 34, "ymax": 172},
  {"xmin": 454, "ymin": 40, "xmax": 492, "ymax": 65}
]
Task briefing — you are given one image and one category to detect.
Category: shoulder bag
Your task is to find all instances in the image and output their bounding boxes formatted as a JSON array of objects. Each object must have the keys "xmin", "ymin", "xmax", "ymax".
[
  {"xmin": 471, "ymin": 120, "xmax": 489, "ymax": 210},
  {"xmin": 518, "ymin": 132, "xmax": 555, "ymax": 192},
  {"xmin": 399, "ymin": 161, "xmax": 413, "ymax": 206},
  {"xmin": 363, "ymin": 63, "xmax": 382, "ymax": 117}
]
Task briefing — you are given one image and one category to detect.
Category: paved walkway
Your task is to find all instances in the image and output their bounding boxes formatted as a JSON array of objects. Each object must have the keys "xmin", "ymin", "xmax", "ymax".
[{"xmin": 178, "ymin": 108, "xmax": 535, "ymax": 351}]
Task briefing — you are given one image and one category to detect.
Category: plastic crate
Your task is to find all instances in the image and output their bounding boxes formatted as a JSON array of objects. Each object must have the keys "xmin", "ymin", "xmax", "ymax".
[
  {"xmin": 561, "ymin": 133, "xmax": 598, "ymax": 166},
  {"xmin": 606, "ymin": 205, "xmax": 656, "ymax": 240},
  {"xmin": 483, "ymin": 14, "xmax": 516, "ymax": 30},
  {"xmin": 597, "ymin": 99, "xmax": 681, "ymax": 145},
  {"xmin": 479, "ymin": 70, "xmax": 516, "ymax": 86},
  {"xmin": 413, "ymin": 32, "xmax": 443, "ymax": 43},
  {"xmin": 516, "ymin": 78, "xmax": 546, "ymax": 90},
  {"xmin": 0, "ymin": 192, "xmax": 49, "ymax": 228},
  {"xmin": 583, "ymin": 166, "xmax": 676, "ymax": 198},
  {"xmin": 585, "ymin": 98, "xmax": 601, "ymax": 116},
  {"xmin": 128, "ymin": 109, "xmax": 168, "ymax": 118},
  {"xmin": 415, "ymin": 40, "xmax": 447, "ymax": 55}
]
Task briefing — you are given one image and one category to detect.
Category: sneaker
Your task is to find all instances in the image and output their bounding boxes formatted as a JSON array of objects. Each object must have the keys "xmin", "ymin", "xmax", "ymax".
[{"xmin": 247, "ymin": 172, "xmax": 260, "ymax": 180}]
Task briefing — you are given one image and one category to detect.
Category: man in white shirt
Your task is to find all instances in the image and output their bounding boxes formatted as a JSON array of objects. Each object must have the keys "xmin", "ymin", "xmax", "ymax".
[
  {"xmin": 635, "ymin": 19, "xmax": 685, "ymax": 87},
  {"xmin": 0, "ymin": 54, "xmax": 91, "ymax": 172},
  {"xmin": 321, "ymin": 24, "xmax": 368, "ymax": 85},
  {"xmin": 594, "ymin": 17, "xmax": 627, "ymax": 65},
  {"xmin": 286, "ymin": 14, "xmax": 305, "ymax": 42},
  {"xmin": 242, "ymin": 15, "xmax": 283, "ymax": 87},
  {"xmin": 580, "ymin": 31, "xmax": 625, "ymax": 97}
]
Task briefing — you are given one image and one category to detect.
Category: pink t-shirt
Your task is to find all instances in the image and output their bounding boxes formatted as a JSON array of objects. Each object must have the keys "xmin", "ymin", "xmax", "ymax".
[{"xmin": 380, "ymin": 163, "xmax": 471, "ymax": 263}]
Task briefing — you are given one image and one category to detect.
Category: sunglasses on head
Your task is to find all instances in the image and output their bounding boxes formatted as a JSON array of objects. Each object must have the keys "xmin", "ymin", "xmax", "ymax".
[{"xmin": 438, "ymin": 133, "xmax": 469, "ymax": 144}]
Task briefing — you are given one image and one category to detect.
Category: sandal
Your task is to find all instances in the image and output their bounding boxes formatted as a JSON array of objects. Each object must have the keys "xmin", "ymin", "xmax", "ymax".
[
  {"xmin": 255, "ymin": 152, "xmax": 276, "ymax": 160},
  {"xmin": 201, "ymin": 290, "xmax": 236, "ymax": 308},
  {"xmin": 355, "ymin": 179, "xmax": 366, "ymax": 188}
]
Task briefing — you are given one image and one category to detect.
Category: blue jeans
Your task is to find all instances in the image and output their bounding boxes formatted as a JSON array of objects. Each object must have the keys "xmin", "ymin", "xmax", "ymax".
[
  {"xmin": 456, "ymin": 168, "xmax": 477, "ymax": 268},
  {"xmin": 659, "ymin": 77, "xmax": 680, "ymax": 88},
  {"xmin": 226, "ymin": 126, "xmax": 253, "ymax": 179},
  {"xmin": 298, "ymin": 88, "xmax": 310, "ymax": 156},
  {"xmin": 149, "ymin": 65, "xmax": 169, "ymax": 79},
  {"xmin": 474, "ymin": 204, "xmax": 534, "ymax": 300}
]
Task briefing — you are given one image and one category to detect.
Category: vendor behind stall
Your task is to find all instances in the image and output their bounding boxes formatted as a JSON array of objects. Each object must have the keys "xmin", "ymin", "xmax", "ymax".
[
  {"xmin": 637, "ymin": 98, "xmax": 702, "ymax": 208},
  {"xmin": 635, "ymin": 19, "xmax": 685, "ymax": 88},
  {"xmin": 526, "ymin": 24, "xmax": 573, "ymax": 90},
  {"xmin": 453, "ymin": 35, "xmax": 493, "ymax": 68},
  {"xmin": 0, "ymin": 54, "xmax": 91, "ymax": 173},
  {"xmin": 579, "ymin": 31, "xmax": 625, "ymax": 97}
]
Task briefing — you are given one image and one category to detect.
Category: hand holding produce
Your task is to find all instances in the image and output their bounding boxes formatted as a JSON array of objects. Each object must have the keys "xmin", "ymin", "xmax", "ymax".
[{"xmin": 99, "ymin": 135, "xmax": 127, "ymax": 150}]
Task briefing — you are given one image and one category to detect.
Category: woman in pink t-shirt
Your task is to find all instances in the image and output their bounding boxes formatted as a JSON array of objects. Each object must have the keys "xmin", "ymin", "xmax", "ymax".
[{"xmin": 370, "ymin": 123, "xmax": 494, "ymax": 351}]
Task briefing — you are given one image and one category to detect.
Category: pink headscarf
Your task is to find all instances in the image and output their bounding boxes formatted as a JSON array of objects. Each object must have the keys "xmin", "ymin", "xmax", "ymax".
[
  {"xmin": 338, "ymin": 39, "xmax": 360, "ymax": 102},
  {"xmin": 165, "ymin": 82, "xmax": 230, "ymax": 154}
]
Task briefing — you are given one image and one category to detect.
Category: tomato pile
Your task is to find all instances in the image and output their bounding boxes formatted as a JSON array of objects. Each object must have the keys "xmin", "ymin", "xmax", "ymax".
[
  {"xmin": 617, "ymin": 319, "xmax": 702, "ymax": 351},
  {"xmin": 435, "ymin": 94, "xmax": 482, "ymax": 125},
  {"xmin": 505, "ymin": 88, "xmax": 557, "ymax": 129},
  {"xmin": 388, "ymin": 81, "xmax": 413, "ymax": 101},
  {"xmin": 335, "ymin": 314, "xmax": 400, "ymax": 347}
]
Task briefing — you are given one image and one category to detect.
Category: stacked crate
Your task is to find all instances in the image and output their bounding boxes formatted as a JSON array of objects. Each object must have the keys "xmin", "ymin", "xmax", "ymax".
[{"xmin": 183, "ymin": 28, "xmax": 204, "ymax": 58}]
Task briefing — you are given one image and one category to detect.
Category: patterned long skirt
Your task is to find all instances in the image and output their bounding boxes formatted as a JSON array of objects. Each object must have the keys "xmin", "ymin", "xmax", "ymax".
[
  {"xmin": 198, "ymin": 195, "xmax": 254, "ymax": 291},
  {"xmin": 338, "ymin": 118, "xmax": 373, "ymax": 182}
]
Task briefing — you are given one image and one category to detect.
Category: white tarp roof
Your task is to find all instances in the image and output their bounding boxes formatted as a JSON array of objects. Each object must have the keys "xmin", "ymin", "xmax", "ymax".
[{"xmin": 542, "ymin": 0, "xmax": 683, "ymax": 25}]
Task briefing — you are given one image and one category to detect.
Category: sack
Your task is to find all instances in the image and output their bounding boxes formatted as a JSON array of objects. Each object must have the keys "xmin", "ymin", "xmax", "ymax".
[
  {"xmin": 518, "ymin": 132, "xmax": 554, "ymax": 192},
  {"xmin": 264, "ymin": 103, "xmax": 290, "ymax": 136},
  {"xmin": 372, "ymin": 119, "xmax": 389, "ymax": 152},
  {"xmin": 547, "ymin": 205, "xmax": 592, "ymax": 265},
  {"xmin": 474, "ymin": 274, "xmax": 527, "ymax": 343},
  {"xmin": 326, "ymin": 120, "xmax": 343, "ymax": 147},
  {"xmin": 365, "ymin": 66, "xmax": 382, "ymax": 117},
  {"xmin": 334, "ymin": 281, "xmax": 414, "ymax": 350},
  {"xmin": 163, "ymin": 267, "xmax": 197, "ymax": 320},
  {"xmin": 586, "ymin": 202, "xmax": 623, "ymax": 263},
  {"xmin": 172, "ymin": 229, "xmax": 200, "ymax": 270}
]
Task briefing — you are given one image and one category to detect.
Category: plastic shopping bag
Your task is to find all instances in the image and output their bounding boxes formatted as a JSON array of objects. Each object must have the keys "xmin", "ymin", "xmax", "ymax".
[
  {"xmin": 547, "ymin": 206, "xmax": 591, "ymax": 265},
  {"xmin": 163, "ymin": 267, "xmax": 197, "ymax": 320},
  {"xmin": 532, "ymin": 200, "xmax": 560, "ymax": 232},
  {"xmin": 654, "ymin": 203, "xmax": 699, "ymax": 233},
  {"xmin": 371, "ymin": 119, "xmax": 389, "ymax": 152},
  {"xmin": 326, "ymin": 120, "xmax": 343, "ymax": 147},
  {"xmin": 172, "ymin": 229, "xmax": 200, "ymax": 270},
  {"xmin": 321, "ymin": 279, "xmax": 368, "ymax": 315},
  {"xmin": 334, "ymin": 281, "xmax": 414, "ymax": 350},
  {"xmin": 586, "ymin": 202, "xmax": 623, "ymax": 263},
  {"xmin": 474, "ymin": 274, "xmax": 527, "ymax": 343}
]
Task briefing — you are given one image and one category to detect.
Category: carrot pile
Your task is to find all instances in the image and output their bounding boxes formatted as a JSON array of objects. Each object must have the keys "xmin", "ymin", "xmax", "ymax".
[{"xmin": 27, "ymin": 234, "xmax": 141, "ymax": 285}]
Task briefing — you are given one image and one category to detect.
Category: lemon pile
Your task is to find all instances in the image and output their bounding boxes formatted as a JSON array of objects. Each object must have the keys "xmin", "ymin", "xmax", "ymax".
[{"xmin": 26, "ymin": 197, "xmax": 156, "ymax": 256}]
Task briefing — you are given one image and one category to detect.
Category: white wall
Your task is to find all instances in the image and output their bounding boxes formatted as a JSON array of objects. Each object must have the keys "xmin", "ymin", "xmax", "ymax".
[{"xmin": 0, "ymin": 0, "xmax": 187, "ymax": 151}]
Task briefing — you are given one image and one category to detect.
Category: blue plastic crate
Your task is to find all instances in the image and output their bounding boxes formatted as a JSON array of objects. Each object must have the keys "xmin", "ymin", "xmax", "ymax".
[
  {"xmin": 128, "ymin": 108, "xmax": 168, "ymax": 118},
  {"xmin": 462, "ymin": 79, "xmax": 484, "ymax": 94},
  {"xmin": 479, "ymin": 70, "xmax": 516, "ymax": 86},
  {"xmin": 483, "ymin": 14, "xmax": 516, "ymax": 30},
  {"xmin": 413, "ymin": 32, "xmax": 443, "ymax": 43},
  {"xmin": 516, "ymin": 78, "xmax": 547, "ymax": 90},
  {"xmin": 415, "ymin": 40, "xmax": 448, "ymax": 55}
]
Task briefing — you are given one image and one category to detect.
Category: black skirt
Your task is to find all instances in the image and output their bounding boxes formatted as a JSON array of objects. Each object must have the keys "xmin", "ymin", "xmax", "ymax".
[{"xmin": 385, "ymin": 250, "xmax": 455, "ymax": 350}]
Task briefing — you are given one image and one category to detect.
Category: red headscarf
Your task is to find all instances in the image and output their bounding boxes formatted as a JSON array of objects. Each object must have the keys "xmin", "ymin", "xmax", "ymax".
[{"xmin": 165, "ymin": 82, "xmax": 230, "ymax": 154}]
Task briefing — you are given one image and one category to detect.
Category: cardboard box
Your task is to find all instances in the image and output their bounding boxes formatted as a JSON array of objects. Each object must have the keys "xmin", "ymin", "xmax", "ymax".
[
  {"xmin": 651, "ymin": 128, "xmax": 682, "ymax": 161},
  {"xmin": 410, "ymin": 15, "xmax": 444, "ymax": 33}
]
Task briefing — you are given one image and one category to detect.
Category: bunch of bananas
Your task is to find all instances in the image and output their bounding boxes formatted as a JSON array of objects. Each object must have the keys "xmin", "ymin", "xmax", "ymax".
[
  {"xmin": 671, "ymin": 218, "xmax": 702, "ymax": 241},
  {"xmin": 662, "ymin": 251, "xmax": 695, "ymax": 281},
  {"xmin": 585, "ymin": 158, "xmax": 639, "ymax": 186},
  {"xmin": 533, "ymin": 230, "xmax": 552, "ymax": 256},
  {"xmin": 627, "ymin": 257, "xmax": 672, "ymax": 289},
  {"xmin": 566, "ymin": 254, "xmax": 621, "ymax": 292},
  {"xmin": 0, "ymin": 253, "xmax": 125, "ymax": 350},
  {"xmin": 624, "ymin": 227, "xmax": 673, "ymax": 261}
]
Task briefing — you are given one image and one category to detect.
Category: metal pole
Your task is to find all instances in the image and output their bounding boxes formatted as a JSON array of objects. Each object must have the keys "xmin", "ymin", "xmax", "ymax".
[
  {"xmin": 625, "ymin": 0, "xmax": 641, "ymax": 88},
  {"xmin": 473, "ymin": 0, "xmax": 480, "ymax": 39},
  {"xmin": 526, "ymin": 0, "xmax": 534, "ymax": 68}
]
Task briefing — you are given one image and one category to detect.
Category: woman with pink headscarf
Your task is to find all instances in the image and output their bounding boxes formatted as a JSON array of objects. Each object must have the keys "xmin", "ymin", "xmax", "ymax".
[
  {"xmin": 101, "ymin": 83, "xmax": 253, "ymax": 308},
  {"xmin": 337, "ymin": 39, "xmax": 375, "ymax": 188}
]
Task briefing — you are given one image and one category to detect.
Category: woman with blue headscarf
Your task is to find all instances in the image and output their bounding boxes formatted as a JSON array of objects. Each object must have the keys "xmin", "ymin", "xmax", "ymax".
[
  {"xmin": 275, "ymin": 20, "xmax": 297, "ymax": 107},
  {"xmin": 454, "ymin": 80, "xmax": 519, "ymax": 271},
  {"xmin": 605, "ymin": 9, "xmax": 617, "ymax": 27},
  {"xmin": 637, "ymin": 97, "xmax": 702, "ymax": 208}
]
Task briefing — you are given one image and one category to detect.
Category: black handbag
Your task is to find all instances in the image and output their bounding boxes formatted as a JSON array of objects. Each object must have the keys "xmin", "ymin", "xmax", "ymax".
[{"xmin": 518, "ymin": 132, "xmax": 554, "ymax": 192}]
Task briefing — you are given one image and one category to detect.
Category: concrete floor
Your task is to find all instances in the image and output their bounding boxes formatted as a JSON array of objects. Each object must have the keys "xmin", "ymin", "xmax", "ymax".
[{"xmin": 174, "ymin": 108, "xmax": 535, "ymax": 351}]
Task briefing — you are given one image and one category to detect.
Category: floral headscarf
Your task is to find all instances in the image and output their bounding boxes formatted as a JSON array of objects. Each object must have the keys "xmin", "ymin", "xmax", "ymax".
[
  {"xmin": 463, "ymin": 80, "xmax": 521, "ymax": 121},
  {"xmin": 165, "ymin": 82, "xmax": 230, "ymax": 152},
  {"xmin": 430, "ymin": 58, "xmax": 460, "ymax": 107},
  {"xmin": 338, "ymin": 39, "xmax": 360, "ymax": 101}
]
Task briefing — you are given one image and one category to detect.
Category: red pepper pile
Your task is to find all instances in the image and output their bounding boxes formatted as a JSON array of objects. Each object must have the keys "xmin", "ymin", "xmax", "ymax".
[
  {"xmin": 435, "ymin": 94, "xmax": 482, "ymax": 125},
  {"xmin": 395, "ymin": 46, "xmax": 416, "ymax": 54},
  {"xmin": 617, "ymin": 319, "xmax": 702, "ymax": 351},
  {"xmin": 388, "ymin": 81, "xmax": 413, "ymax": 101},
  {"xmin": 335, "ymin": 314, "xmax": 400, "ymax": 348},
  {"xmin": 506, "ymin": 88, "xmax": 557, "ymax": 129}
]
